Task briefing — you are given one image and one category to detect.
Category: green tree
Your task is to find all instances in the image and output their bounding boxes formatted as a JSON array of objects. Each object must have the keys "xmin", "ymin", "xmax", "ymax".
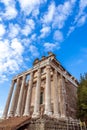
[{"xmin": 77, "ymin": 73, "xmax": 87, "ymax": 122}]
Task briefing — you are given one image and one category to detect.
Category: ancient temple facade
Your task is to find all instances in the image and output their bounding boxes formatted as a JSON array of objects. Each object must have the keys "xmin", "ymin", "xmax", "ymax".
[{"xmin": 2, "ymin": 52, "xmax": 78, "ymax": 120}]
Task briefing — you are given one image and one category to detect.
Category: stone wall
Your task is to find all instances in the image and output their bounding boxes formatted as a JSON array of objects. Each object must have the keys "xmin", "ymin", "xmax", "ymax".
[
  {"xmin": 17, "ymin": 116, "xmax": 80, "ymax": 130},
  {"xmin": 65, "ymin": 80, "xmax": 77, "ymax": 119}
]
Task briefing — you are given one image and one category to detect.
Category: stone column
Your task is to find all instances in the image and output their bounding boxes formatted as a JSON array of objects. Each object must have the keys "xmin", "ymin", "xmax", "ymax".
[
  {"xmin": 58, "ymin": 74, "xmax": 61, "ymax": 103},
  {"xmin": 9, "ymin": 78, "xmax": 20, "ymax": 117},
  {"xmin": 2, "ymin": 80, "xmax": 15, "ymax": 119},
  {"xmin": 32, "ymin": 68, "xmax": 41, "ymax": 117},
  {"xmin": 53, "ymin": 69, "xmax": 60, "ymax": 118},
  {"xmin": 59, "ymin": 75, "xmax": 66, "ymax": 118},
  {"xmin": 23, "ymin": 72, "xmax": 33, "ymax": 116},
  {"xmin": 21, "ymin": 86, "xmax": 27, "ymax": 115},
  {"xmin": 15, "ymin": 75, "xmax": 26, "ymax": 116},
  {"xmin": 44, "ymin": 65, "xmax": 52, "ymax": 115}
]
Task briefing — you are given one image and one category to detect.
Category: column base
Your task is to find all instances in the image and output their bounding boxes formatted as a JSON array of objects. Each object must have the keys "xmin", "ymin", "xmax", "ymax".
[
  {"xmin": 32, "ymin": 112, "xmax": 40, "ymax": 118},
  {"xmin": 44, "ymin": 111, "xmax": 52, "ymax": 116},
  {"xmin": 8, "ymin": 112, "xmax": 14, "ymax": 118},
  {"xmin": 23, "ymin": 113, "xmax": 30, "ymax": 117},
  {"xmin": 15, "ymin": 113, "xmax": 21, "ymax": 117},
  {"xmin": 2, "ymin": 112, "xmax": 8, "ymax": 119},
  {"xmin": 1, "ymin": 115, "xmax": 6, "ymax": 119},
  {"xmin": 53, "ymin": 113, "xmax": 60, "ymax": 118},
  {"xmin": 60, "ymin": 114, "xmax": 66, "ymax": 119}
]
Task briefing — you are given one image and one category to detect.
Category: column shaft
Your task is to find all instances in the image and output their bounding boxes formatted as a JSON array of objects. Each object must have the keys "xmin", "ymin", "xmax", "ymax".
[
  {"xmin": 9, "ymin": 78, "xmax": 20, "ymax": 117},
  {"xmin": 2, "ymin": 80, "xmax": 15, "ymax": 119},
  {"xmin": 21, "ymin": 86, "xmax": 27, "ymax": 115},
  {"xmin": 23, "ymin": 72, "xmax": 33, "ymax": 116},
  {"xmin": 15, "ymin": 75, "xmax": 26, "ymax": 116},
  {"xmin": 44, "ymin": 65, "xmax": 52, "ymax": 115},
  {"xmin": 53, "ymin": 70, "xmax": 60, "ymax": 118},
  {"xmin": 32, "ymin": 68, "xmax": 41, "ymax": 117}
]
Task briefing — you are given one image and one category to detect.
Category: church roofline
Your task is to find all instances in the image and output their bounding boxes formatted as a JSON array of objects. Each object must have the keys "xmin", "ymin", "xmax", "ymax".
[
  {"xmin": 13, "ymin": 52, "xmax": 79, "ymax": 86},
  {"xmin": 52, "ymin": 58, "xmax": 79, "ymax": 84},
  {"xmin": 33, "ymin": 52, "xmax": 56, "ymax": 66}
]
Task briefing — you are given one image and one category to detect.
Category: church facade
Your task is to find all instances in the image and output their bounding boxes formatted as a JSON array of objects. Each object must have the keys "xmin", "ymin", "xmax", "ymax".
[{"xmin": 2, "ymin": 52, "xmax": 78, "ymax": 120}]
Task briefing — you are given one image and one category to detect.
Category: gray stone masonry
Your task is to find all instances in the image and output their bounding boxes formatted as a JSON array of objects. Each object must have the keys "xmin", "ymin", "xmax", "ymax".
[{"xmin": 17, "ymin": 115, "xmax": 81, "ymax": 130}]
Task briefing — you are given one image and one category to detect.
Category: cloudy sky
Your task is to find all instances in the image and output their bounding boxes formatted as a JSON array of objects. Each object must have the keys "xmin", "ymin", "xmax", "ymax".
[{"xmin": 0, "ymin": 0, "xmax": 87, "ymax": 117}]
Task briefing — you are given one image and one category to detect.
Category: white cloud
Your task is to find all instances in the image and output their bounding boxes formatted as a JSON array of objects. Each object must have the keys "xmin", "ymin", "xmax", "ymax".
[
  {"xmin": 8, "ymin": 24, "xmax": 20, "ymax": 38},
  {"xmin": 0, "ymin": 0, "xmax": 13, "ymax": 6},
  {"xmin": 18, "ymin": 0, "xmax": 46, "ymax": 15},
  {"xmin": 67, "ymin": 26, "xmax": 75, "ymax": 36},
  {"xmin": 79, "ymin": 0, "xmax": 87, "ymax": 12},
  {"xmin": 4, "ymin": 6, "xmax": 17, "ymax": 20},
  {"xmin": 74, "ymin": 0, "xmax": 87, "ymax": 25},
  {"xmin": 29, "ymin": 45, "xmax": 39, "ymax": 57},
  {"xmin": 0, "ymin": 75, "xmax": 8, "ymax": 83},
  {"xmin": 75, "ymin": 0, "xmax": 87, "ymax": 24},
  {"xmin": 40, "ymin": 26, "xmax": 50, "ymax": 38},
  {"xmin": 21, "ymin": 19, "xmax": 35, "ymax": 36},
  {"xmin": 67, "ymin": 0, "xmax": 87, "ymax": 36},
  {"xmin": 0, "ymin": 39, "xmax": 24, "ymax": 82},
  {"xmin": 77, "ymin": 14, "xmax": 87, "ymax": 26},
  {"xmin": 53, "ymin": 30, "xmax": 63, "ymax": 42},
  {"xmin": 52, "ymin": 0, "xmax": 76, "ymax": 29},
  {"xmin": 0, "ymin": 24, "xmax": 6, "ymax": 37},
  {"xmin": 42, "ymin": 0, "xmax": 76, "ymax": 29},
  {"xmin": 0, "ymin": 40, "xmax": 10, "ymax": 60},
  {"xmin": 30, "ymin": 34, "xmax": 36, "ymax": 41},
  {"xmin": 0, "ymin": 0, "xmax": 11, "ymax": 6},
  {"xmin": 44, "ymin": 42, "xmax": 60, "ymax": 51},
  {"xmin": 26, "ymin": 19, "xmax": 35, "ymax": 29},
  {"xmin": 0, "ymin": 17, "xmax": 2, "ymax": 22},
  {"xmin": 21, "ymin": 38, "xmax": 31, "ymax": 47},
  {"xmin": 0, "ymin": 0, "xmax": 17, "ymax": 20},
  {"xmin": 21, "ymin": 34, "xmax": 36, "ymax": 47},
  {"xmin": 18, "ymin": 0, "xmax": 39, "ymax": 10},
  {"xmin": 22, "ymin": 25, "xmax": 32, "ymax": 36},
  {"xmin": 11, "ymin": 38, "xmax": 24, "ymax": 55},
  {"xmin": 32, "ymin": 8, "xmax": 39, "ymax": 17},
  {"xmin": 42, "ymin": 2, "xmax": 56, "ymax": 24}
]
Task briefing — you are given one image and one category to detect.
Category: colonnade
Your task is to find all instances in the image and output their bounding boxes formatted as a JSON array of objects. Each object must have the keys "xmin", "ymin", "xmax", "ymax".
[{"xmin": 2, "ymin": 64, "xmax": 66, "ymax": 119}]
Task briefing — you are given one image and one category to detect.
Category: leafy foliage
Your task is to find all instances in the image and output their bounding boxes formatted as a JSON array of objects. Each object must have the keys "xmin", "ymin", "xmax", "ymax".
[{"xmin": 77, "ymin": 73, "xmax": 87, "ymax": 121}]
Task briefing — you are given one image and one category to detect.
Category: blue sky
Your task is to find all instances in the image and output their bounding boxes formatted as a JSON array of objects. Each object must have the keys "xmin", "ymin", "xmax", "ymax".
[{"xmin": 0, "ymin": 0, "xmax": 87, "ymax": 117}]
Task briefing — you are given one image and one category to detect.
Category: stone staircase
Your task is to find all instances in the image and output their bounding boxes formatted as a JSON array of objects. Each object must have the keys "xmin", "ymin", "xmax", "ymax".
[{"xmin": 0, "ymin": 116, "xmax": 31, "ymax": 130}]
